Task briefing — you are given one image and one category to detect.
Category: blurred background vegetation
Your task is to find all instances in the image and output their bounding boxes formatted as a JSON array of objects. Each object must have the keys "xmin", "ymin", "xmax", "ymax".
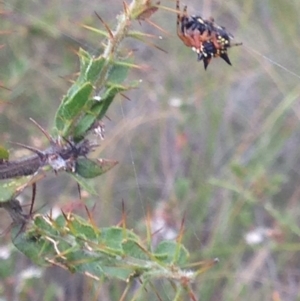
[{"xmin": 1, "ymin": 0, "xmax": 300, "ymax": 300}]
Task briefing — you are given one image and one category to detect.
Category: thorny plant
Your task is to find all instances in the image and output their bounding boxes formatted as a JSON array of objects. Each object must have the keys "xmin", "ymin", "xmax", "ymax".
[
  {"xmin": 0, "ymin": 0, "xmax": 240, "ymax": 299},
  {"xmin": 0, "ymin": 118, "xmax": 94, "ymax": 180}
]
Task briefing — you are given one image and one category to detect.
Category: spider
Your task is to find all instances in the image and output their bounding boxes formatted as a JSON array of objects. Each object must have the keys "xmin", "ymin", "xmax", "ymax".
[
  {"xmin": 197, "ymin": 31, "xmax": 233, "ymax": 69},
  {"xmin": 176, "ymin": 0, "xmax": 241, "ymax": 69}
]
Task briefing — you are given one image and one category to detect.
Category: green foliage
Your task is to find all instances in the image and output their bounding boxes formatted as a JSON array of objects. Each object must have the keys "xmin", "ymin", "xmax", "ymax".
[
  {"xmin": 0, "ymin": 178, "xmax": 30, "ymax": 202},
  {"xmin": 0, "ymin": 175, "xmax": 42, "ymax": 202},
  {"xmin": 54, "ymin": 81, "xmax": 94, "ymax": 134},
  {"xmin": 53, "ymin": 50, "xmax": 136, "ymax": 140},
  {"xmin": 71, "ymin": 84, "xmax": 130, "ymax": 139},
  {"xmin": 75, "ymin": 158, "xmax": 118, "ymax": 179},
  {"xmin": 11, "ymin": 212, "xmax": 194, "ymax": 284}
]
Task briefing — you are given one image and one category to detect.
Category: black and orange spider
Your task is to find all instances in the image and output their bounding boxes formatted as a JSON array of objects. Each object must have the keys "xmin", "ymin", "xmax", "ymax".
[{"xmin": 176, "ymin": 0, "xmax": 241, "ymax": 69}]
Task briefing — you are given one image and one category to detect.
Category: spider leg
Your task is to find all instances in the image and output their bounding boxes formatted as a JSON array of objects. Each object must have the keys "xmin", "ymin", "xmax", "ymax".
[
  {"xmin": 181, "ymin": 5, "xmax": 190, "ymax": 38},
  {"xmin": 176, "ymin": 0, "xmax": 182, "ymax": 38},
  {"xmin": 176, "ymin": 3, "xmax": 188, "ymax": 44},
  {"xmin": 183, "ymin": 5, "xmax": 189, "ymax": 20},
  {"xmin": 176, "ymin": 0, "xmax": 195, "ymax": 47}
]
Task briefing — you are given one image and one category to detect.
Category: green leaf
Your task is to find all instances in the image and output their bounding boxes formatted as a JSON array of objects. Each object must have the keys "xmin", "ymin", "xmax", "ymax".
[
  {"xmin": 71, "ymin": 49, "xmax": 93, "ymax": 89},
  {"xmin": 11, "ymin": 225, "xmax": 51, "ymax": 266},
  {"xmin": 71, "ymin": 113, "xmax": 97, "ymax": 140},
  {"xmin": 98, "ymin": 227, "xmax": 126, "ymax": 253},
  {"xmin": 101, "ymin": 266, "xmax": 134, "ymax": 281},
  {"xmin": 122, "ymin": 239, "xmax": 150, "ymax": 260},
  {"xmin": 62, "ymin": 83, "xmax": 93, "ymax": 120},
  {"xmin": 68, "ymin": 173, "xmax": 97, "ymax": 195},
  {"xmin": 54, "ymin": 82, "xmax": 93, "ymax": 135},
  {"xmin": 61, "ymin": 49, "xmax": 92, "ymax": 102},
  {"xmin": 67, "ymin": 214, "xmax": 100, "ymax": 241},
  {"xmin": 154, "ymin": 241, "xmax": 189, "ymax": 265},
  {"xmin": 54, "ymin": 215, "xmax": 68, "ymax": 229},
  {"xmin": 0, "ymin": 146, "xmax": 9, "ymax": 162},
  {"xmin": 72, "ymin": 84, "xmax": 128, "ymax": 138},
  {"xmin": 0, "ymin": 174, "xmax": 43, "ymax": 202},
  {"xmin": 68, "ymin": 253, "xmax": 134, "ymax": 281},
  {"xmin": 107, "ymin": 60, "xmax": 131, "ymax": 85},
  {"xmin": 34, "ymin": 215, "xmax": 61, "ymax": 236},
  {"xmin": 69, "ymin": 254, "xmax": 106, "ymax": 278},
  {"xmin": 76, "ymin": 158, "xmax": 118, "ymax": 179},
  {"xmin": 90, "ymin": 84, "xmax": 129, "ymax": 120},
  {"xmin": 94, "ymin": 227, "xmax": 139, "ymax": 255},
  {"xmin": 85, "ymin": 56, "xmax": 106, "ymax": 83},
  {"xmin": 68, "ymin": 49, "xmax": 106, "ymax": 93}
]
